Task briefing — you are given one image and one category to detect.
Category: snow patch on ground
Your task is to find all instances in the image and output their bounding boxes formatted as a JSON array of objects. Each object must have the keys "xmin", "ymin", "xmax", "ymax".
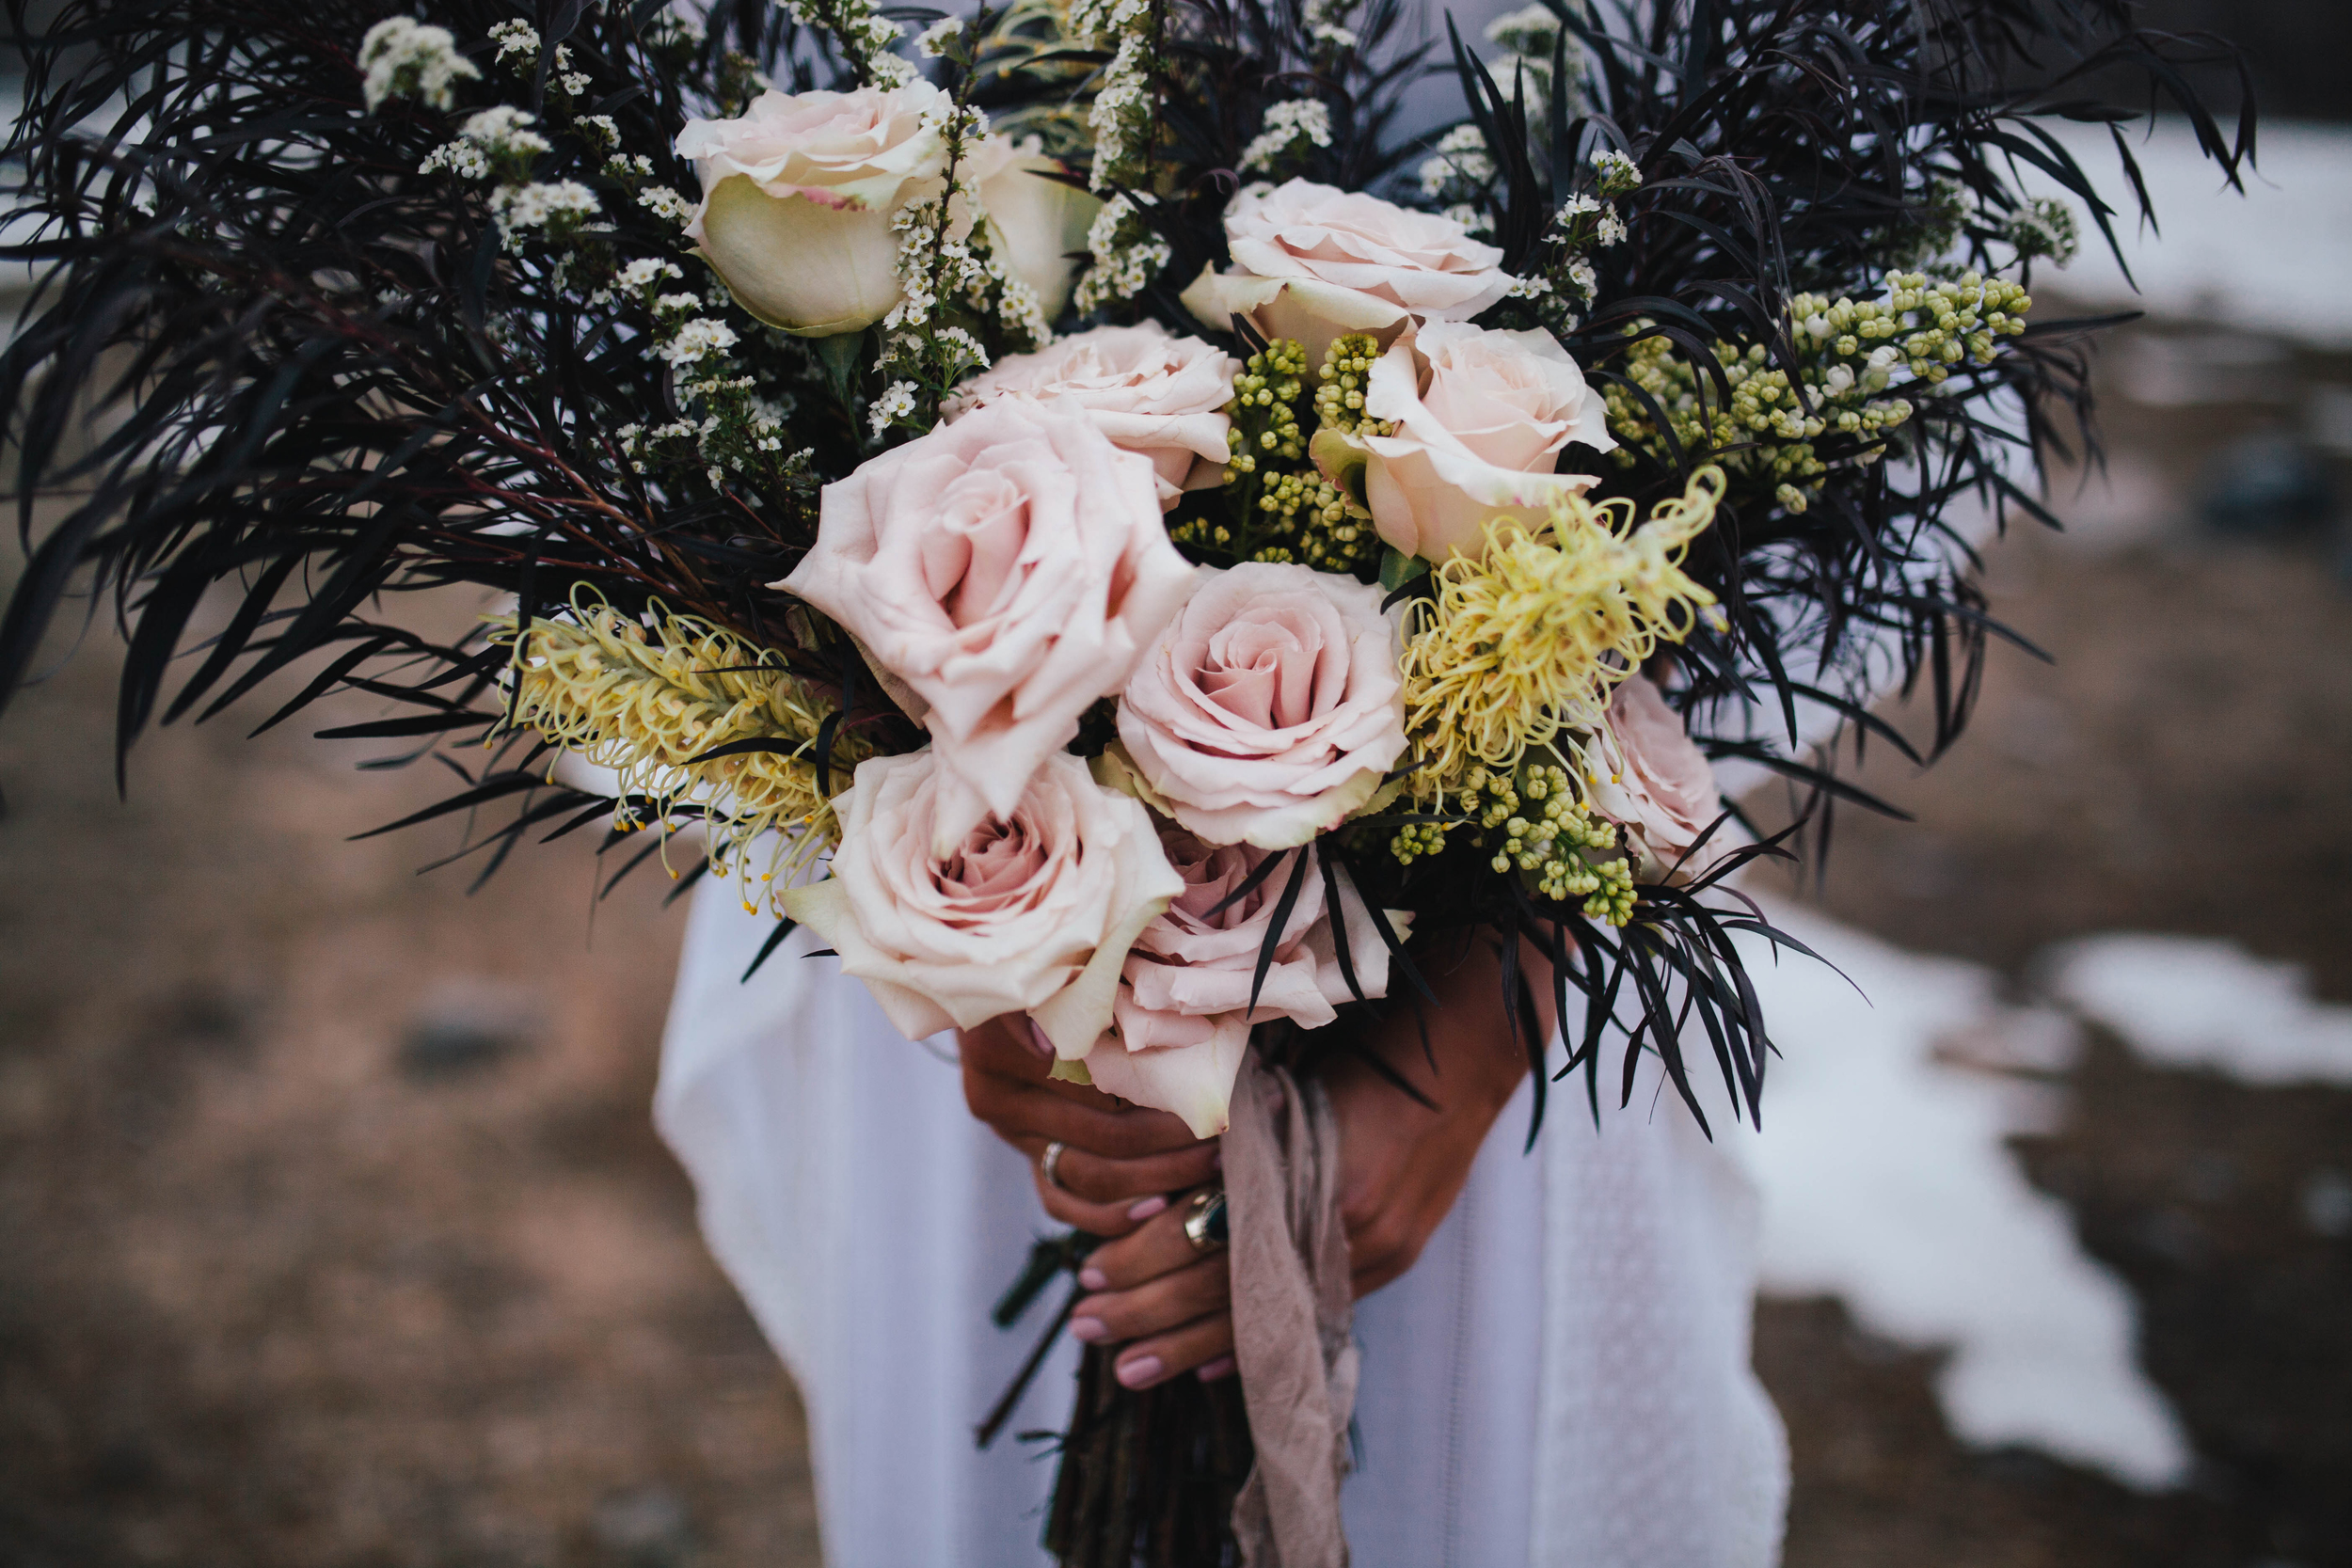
[
  {"xmin": 2021, "ymin": 119, "xmax": 2352, "ymax": 346},
  {"xmin": 2042, "ymin": 935, "xmax": 2352, "ymax": 1085},
  {"xmin": 1729, "ymin": 899, "xmax": 2194, "ymax": 1490}
]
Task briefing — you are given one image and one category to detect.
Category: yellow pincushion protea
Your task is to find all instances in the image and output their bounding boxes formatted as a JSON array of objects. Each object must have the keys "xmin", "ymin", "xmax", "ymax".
[
  {"xmin": 1398, "ymin": 466, "xmax": 1724, "ymax": 804},
  {"xmin": 488, "ymin": 592, "xmax": 869, "ymax": 911}
]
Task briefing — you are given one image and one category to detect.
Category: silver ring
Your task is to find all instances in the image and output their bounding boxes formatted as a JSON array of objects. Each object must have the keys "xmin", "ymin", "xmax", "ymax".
[{"xmin": 1041, "ymin": 1140, "xmax": 1070, "ymax": 1193}]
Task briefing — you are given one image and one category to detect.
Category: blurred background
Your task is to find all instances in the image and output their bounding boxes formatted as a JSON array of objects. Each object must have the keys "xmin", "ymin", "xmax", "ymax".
[{"xmin": 2, "ymin": 5, "xmax": 2348, "ymax": 1566}]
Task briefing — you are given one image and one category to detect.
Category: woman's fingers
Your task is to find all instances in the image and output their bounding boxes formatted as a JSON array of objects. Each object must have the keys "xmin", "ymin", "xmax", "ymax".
[
  {"xmin": 1072, "ymin": 1251, "xmax": 1232, "ymax": 1345},
  {"xmin": 962, "ymin": 1043, "xmax": 1204, "ymax": 1161},
  {"xmin": 1109, "ymin": 1309, "xmax": 1237, "ymax": 1390},
  {"xmin": 1030, "ymin": 1166, "xmax": 1176, "ymax": 1237},
  {"xmin": 1079, "ymin": 1190, "xmax": 1218, "ymax": 1290},
  {"xmin": 1041, "ymin": 1138, "xmax": 1218, "ymax": 1206}
]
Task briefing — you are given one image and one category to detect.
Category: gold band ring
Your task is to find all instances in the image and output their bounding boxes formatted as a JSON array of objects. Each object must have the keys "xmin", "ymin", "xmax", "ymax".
[{"xmin": 1184, "ymin": 1187, "xmax": 1228, "ymax": 1255}]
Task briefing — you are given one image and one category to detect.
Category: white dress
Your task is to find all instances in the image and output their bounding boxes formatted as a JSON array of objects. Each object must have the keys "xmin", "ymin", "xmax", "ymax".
[{"xmin": 656, "ymin": 881, "xmax": 1790, "ymax": 1567}]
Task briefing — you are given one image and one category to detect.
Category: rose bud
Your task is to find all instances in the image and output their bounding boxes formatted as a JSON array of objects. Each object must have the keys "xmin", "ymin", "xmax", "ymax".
[{"xmin": 675, "ymin": 81, "xmax": 952, "ymax": 338}]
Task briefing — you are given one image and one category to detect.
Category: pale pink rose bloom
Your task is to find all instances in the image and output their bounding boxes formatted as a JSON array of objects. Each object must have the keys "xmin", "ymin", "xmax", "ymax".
[
  {"xmin": 1178, "ymin": 180, "xmax": 1517, "ymax": 361},
  {"xmin": 943, "ymin": 324, "xmax": 1240, "ymax": 509},
  {"xmin": 965, "ymin": 134, "xmax": 1101, "ymax": 321},
  {"xmin": 1327, "ymin": 320, "xmax": 1616, "ymax": 562},
  {"xmin": 778, "ymin": 402, "xmax": 1197, "ymax": 852},
  {"xmin": 1114, "ymin": 562, "xmax": 1406, "ymax": 849},
  {"xmin": 781, "ymin": 750, "xmax": 1184, "ymax": 1058},
  {"xmin": 1589, "ymin": 673, "xmax": 1730, "ymax": 881},
  {"xmin": 1079, "ymin": 828, "xmax": 1404, "ymax": 1137},
  {"xmin": 677, "ymin": 82, "xmax": 951, "ymax": 335}
]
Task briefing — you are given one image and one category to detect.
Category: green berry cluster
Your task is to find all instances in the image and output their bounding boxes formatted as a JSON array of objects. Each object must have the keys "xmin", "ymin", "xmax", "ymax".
[
  {"xmin": 1482, "ymin": 763, "xmax": 1632, "ymax": 917},
  {"xmin": 1219, "ymin": 339, "xmax": 1311, "ymax": 478},
  {"xmin": 1172, "ymin": 335, "xmax": 1380, "ymax": 573},
  {"xmin": 1244, "ymin": 468, "xmax": 1375, "ymax": 571},
  {"xmin": 1796, "ymin": 271, "xmax": 2032, "ymax": 386},
  {"xmin": 1603, "ymin": 270, "xmax": 2030, "ymax": 513},
  {"xmin": 1387, "ymin": 761, "xmax": 1638, "ymax": 925},
  {"xmin": 1389, "ymin": 820, "xmax": 1448, "ymax": 864},
  {"xmin": 1311, "ymin": 334, "xmax": 1382, "ymax": 435}
]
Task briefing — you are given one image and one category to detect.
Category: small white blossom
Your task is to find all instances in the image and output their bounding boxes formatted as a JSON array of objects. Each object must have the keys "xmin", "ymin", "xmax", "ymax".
[
  {"xmin": 1590, "ymin": 148, "xmax": 1642, "ymax": 194},
  {"xmin": 423, "ymin": 105, "xmax": 551, "ymax": 180},
  {"xmin": 575, "ymin": 115, "xmax": 620, "ymax": 150},
  {"xmin": 638, "ymin": 185, "xmax": 693, "ymax": 225},
  {"xmin": 488, "ymin": 180, "xmax": 600, "ymax": 242},
  {"xmin": 935, "ymin": 326, "xmax": 989, "ymax": 372},
  {"xmin": 562, "ymin": 71, "xmax": 592, "ymax": 97},
  {"xmin": 1484, "ymin": 3, "xmax": 1558, "ymax": 52},
  {"xmin": 488, "ymin": 20, "xmax": 539, "ymax": 68},
  {"xmin": 1418, "ymin": 123, "xmax": 1493, "ymax": 198},
  {"xmin": 868, "ymin": 380, "xmax": 918, "ymax": 436},
  {"xmin": 1304, "ymin": 0, "xmax": 1359, "ymax": 50},
  {"xmin": 659, "ymin": 319, "xmax": 739, "ymax": 367},
  {"xmin": 1239, "ymin": 99, "xmax": 1333, "ymax": 174},
  {"xmin": 358, "ymin": 17, "xmax": 478, "ymax": 112},
  {"xmin": 418, "ymin": 140, "xmax": 488, "ymax": 180},
  {"xmin": 617, "ymin": 259, "xmax": 683, "ymax": 292},
  {"xmin": 2006, "ymin": 197, "xmax": 2079, "ymax": 268},
  {"xmin": 916, "ymin": 17, "xmax": 963, "ymax": 56},
  {"xmin": 1073, "ymin": 0, "xmax": 1155, "ymax": 189},
  {"xmin": 1072, "ymin": 193, "xmax": 1170, "ymax": 312}
]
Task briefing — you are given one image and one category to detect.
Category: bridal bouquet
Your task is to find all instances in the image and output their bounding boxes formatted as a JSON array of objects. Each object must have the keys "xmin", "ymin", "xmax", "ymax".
[{"xmin": 0, "ymin": 0, "xmax": 2247, "ymax": 1559}]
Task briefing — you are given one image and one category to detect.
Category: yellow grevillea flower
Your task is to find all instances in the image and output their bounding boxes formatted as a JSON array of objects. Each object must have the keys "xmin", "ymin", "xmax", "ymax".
[
  {"xmin": 1399, "ymin": 466, "xmax": 1724, "ymax": 802},
  {"xmin": 488, "ymin": 592, "xmax": 868, "ymax": 911}
]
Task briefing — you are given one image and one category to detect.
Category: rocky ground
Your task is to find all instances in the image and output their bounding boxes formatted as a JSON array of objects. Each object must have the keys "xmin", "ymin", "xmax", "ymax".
[{"xmin": 1, "ymin": 313, "xmax": 2347, "ymax": 1566}]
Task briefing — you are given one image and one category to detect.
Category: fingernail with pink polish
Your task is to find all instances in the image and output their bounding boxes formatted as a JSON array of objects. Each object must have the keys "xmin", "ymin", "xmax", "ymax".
[
  {"xmin": 1127, "ymin": 1196, "xmax": 1168, "ymax": 1222},
  {"xmin": 1195, "ymin": 1355, "xmax": 1237, "ymax": 1383},
  {"xmin": 1070, "ymin": 1316, "xmax": 1108, "ymax": 1343},
  {"xmin": 1116, "ymin": 1355, "xmax": 1163, "ymax": 1389},
  {"xmin": 1024, "ymin": 1018, "xmax": 1057, "ymax": 1059},
  {"xmin": 1078, "ymin": 1267, "xmax": 1108, "ymax": 1291}
]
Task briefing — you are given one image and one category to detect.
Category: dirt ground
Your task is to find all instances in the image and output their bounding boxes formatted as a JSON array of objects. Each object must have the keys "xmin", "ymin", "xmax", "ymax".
[{"xmin": 2, "ymin": 312, "xmax": 2348, "ymax": 1566}]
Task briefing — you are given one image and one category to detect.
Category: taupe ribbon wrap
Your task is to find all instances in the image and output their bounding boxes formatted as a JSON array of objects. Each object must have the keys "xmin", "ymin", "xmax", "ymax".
[{"xmin": 1224, "ymin": 1053, "xmax": 1358, "ymax": 1568}]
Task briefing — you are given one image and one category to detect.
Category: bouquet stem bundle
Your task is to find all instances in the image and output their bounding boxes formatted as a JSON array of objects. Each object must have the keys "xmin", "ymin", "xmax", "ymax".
[{"xmin": 1048, "ymin": 1345, "xmax": 1254, "ymax": 1568}]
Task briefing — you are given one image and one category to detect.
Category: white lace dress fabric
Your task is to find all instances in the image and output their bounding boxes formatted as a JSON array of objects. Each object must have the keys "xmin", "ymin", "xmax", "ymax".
[{"xmin": 657, "ymin": 881, "xmax": 1789, "ymax": 1566}]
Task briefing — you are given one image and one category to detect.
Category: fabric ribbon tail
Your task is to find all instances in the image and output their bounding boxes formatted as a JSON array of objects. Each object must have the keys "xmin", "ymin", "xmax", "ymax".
[{"xmin": 1226, "ymin": 1052, "xmax": 1359, "ymax": 1568}]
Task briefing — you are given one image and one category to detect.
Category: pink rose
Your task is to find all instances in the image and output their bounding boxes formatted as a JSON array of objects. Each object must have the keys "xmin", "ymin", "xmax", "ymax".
[
  {"xmin": 966, "ymin": 135, "xmax": 1102, "ymax": 323},
  {"xmin": 1113, "ymin": 562, "xmax": 1406, "ymax": 848},
  {"xmin": 781, "ymin": 750, "xmax": 1184, "ymax": 1056},
  {"xmin": 1079, "ymin": 828, "xmax": 1406, "ymax": 1137},
  {"xmin": 943, "ymin": 323, "xmax": 1240, "ymax": 509},
  {"xmin": 1178, "ymin": 180, "xmax": 1517, "ymax": 361},
  {"xmin": 779, "ymin": 401, "xmax": 1197, "ymax": 852},
  {"xmin": 677, "ymin": 82, "xmax": 952, "ymax": 336},
  {"xmin": 1589, "ymin": 673, "xmax": 1728, "ymax": 881},
  {"xmin": 1317, "ymin": 320, "xmax": 1615, "ymax": 562}
]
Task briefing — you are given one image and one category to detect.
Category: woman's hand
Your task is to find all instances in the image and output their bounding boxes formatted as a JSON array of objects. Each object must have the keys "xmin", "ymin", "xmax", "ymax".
[
  {"xmin": 1325, "ymin": 936, "xmax": 1548, "ymax": 1295},
  {"xmin": 958, "ymin": 1015, "xmax": 1221, "ymax": 1239},
  {"xmin": 1068, "ymin": 935, "xmax": 1552, "ymax": 1389}
]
